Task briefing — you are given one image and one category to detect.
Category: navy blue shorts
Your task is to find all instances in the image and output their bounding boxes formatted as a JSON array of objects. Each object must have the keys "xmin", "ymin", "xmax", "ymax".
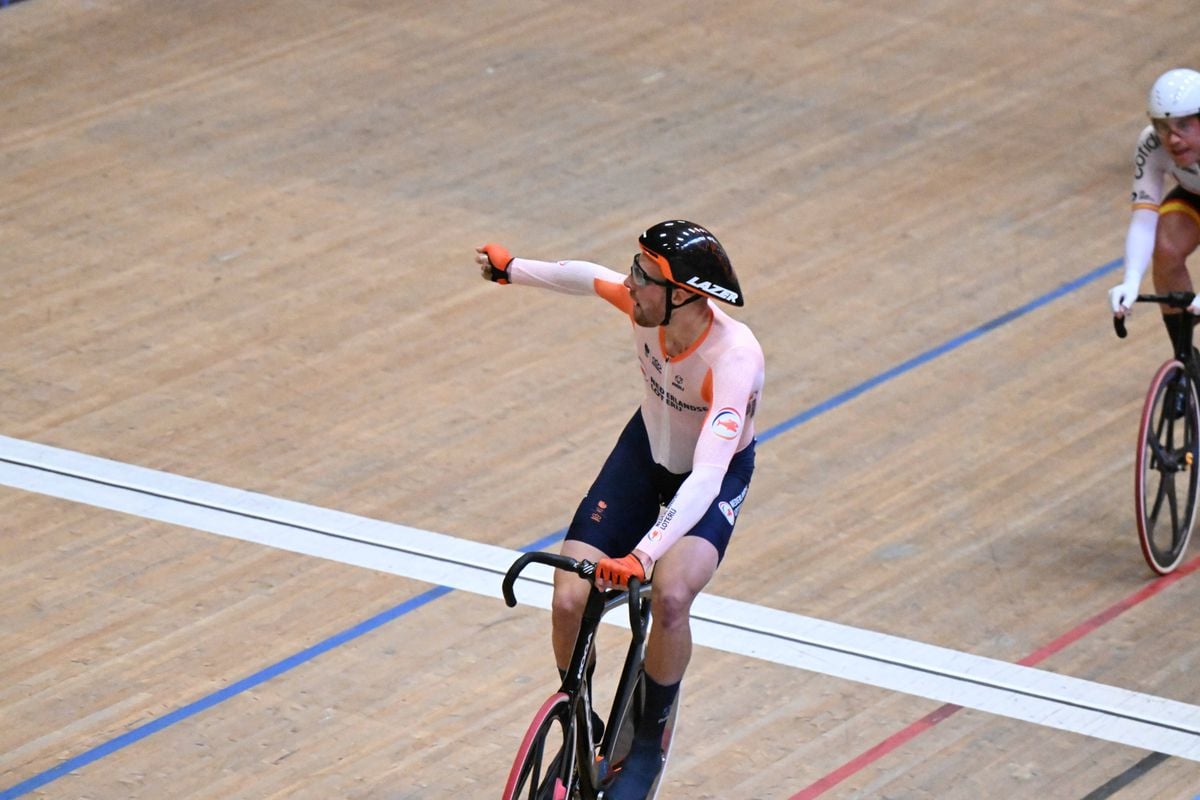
[{"xmin": 565, "ymin": 409, "xmax": 756, "ymax": 562}]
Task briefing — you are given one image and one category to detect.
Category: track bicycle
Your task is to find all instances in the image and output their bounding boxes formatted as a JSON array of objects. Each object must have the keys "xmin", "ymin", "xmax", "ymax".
[
  {"xmin": 1114, "ymin": 291, "xmax": 1200, "ymax": 573},
  {"xmin": 500, "ymin": 552, "xmax": 678, "ymax": 800}
]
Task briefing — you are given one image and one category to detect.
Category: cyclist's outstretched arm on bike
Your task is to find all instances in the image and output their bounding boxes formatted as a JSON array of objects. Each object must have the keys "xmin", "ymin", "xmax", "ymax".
[{"xmin": 1110, "ymin": 208, "xmax": 1159, "ymax": 317}]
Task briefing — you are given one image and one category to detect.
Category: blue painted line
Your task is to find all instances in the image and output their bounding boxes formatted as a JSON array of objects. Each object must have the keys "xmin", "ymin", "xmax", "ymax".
[
  {"xmin": 0, "ymin": 585, "xmax": 453, "ymax": 800},
  {"xmin": 0, "ymin": 257, "xmax": 1121, "ymax": 798},
  {"xmin": 521, "ymin": 527, "xmax": 569, "ymax": 552},
  {"xmin": 760, "ymin": 257, "xmax": 1121, "ymax": 444}
]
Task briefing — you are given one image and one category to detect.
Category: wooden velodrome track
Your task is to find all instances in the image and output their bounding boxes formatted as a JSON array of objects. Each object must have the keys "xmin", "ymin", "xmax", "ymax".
[{"xmin": 4, "ymin": 1, "xmax": 1200, "ymax": 798}]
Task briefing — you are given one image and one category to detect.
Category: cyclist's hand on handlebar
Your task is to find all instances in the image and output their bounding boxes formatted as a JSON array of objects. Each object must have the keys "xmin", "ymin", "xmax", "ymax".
[
  {"xmin": 595, "ymin": 552, "xmax": 648, "ymax": 590},
  {"xmin": 1109, "ymin": 280, "xmax": 1141, "ymax": 317},
  {"xmin": 476, "ymin": 243, "xmax": 513, "ymax": 285}
]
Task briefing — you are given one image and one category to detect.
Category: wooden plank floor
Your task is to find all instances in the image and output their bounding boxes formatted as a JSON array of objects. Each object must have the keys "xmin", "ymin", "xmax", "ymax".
[{"xmin": 4, "ymin": 0, "xmax": 1200, "ymax": 798}]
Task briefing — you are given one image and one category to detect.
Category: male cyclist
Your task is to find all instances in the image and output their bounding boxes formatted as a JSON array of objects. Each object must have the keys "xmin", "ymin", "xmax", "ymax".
[
  {"xmin": 1110, "ymin": 68, "xmax": 1200, "ymax": 360},
  {"xmin": 478, "ymin": 221, "xmax": 764, "ymax": 800}
]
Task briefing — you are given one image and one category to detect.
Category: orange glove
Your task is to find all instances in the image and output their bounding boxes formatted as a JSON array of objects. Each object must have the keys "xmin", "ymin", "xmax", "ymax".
[
  {"xmin": 595, "ymin": 553, "xmax": 646, "ymax": 589},
  {"xmin": 478, "ymin": 243, "xmax": 513, "ymax": 285}
]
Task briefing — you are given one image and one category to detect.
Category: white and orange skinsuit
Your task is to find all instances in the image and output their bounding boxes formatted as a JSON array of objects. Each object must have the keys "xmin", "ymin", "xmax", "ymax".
[{"xmin": 507, "ymin": 256, "xmax": 764, "ymax": 562}]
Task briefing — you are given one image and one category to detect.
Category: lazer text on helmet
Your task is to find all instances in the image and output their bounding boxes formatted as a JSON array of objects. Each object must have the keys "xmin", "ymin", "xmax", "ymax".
[{"xmin": 685, "ymin": 277, "xmax": 739, "ymax": 303}]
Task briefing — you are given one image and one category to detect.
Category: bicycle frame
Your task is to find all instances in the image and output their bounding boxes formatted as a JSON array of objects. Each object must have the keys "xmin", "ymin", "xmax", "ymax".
[
  {"xmin": 502, "ymin": 552, "xmax": 652, "ymax": 799},
  {"xmin": 1115, "ymin": 291, "xmax": 1200, "ymax": 574}
]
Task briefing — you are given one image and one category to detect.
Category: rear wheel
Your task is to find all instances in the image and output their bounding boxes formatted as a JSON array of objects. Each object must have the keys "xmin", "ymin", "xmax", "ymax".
[
  {"xmin": 502, "ymin": 693, "xmax": 576, "ymax": 800},
  {"xmin": 1135, "ymin": 360, "xmax": 1200, "ymax": 574}
]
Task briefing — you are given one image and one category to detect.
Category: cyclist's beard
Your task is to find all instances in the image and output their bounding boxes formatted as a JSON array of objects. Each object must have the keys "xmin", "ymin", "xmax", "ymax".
[{"xmin": 632, "ymin": 300, "xmax": 666, "ymax": 328}]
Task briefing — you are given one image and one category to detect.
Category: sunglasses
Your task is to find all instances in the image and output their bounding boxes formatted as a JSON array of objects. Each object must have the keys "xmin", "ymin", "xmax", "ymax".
[
  {"xmin": 630, "ymin": 255, "xmax": 670, "ymax": 288},
  {"xmin": 1152, "ymin": 116, "xmax": 1200, "ymax": 138}
]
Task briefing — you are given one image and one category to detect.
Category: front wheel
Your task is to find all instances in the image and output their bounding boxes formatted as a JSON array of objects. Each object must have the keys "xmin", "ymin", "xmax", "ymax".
[
  {"xmin": 502, "ymin": 693, "xmax": 577, "ymax": 800},
  {"xmin": 1135, "ymin": 359, "xmax": 1200, "ymax": 574}
]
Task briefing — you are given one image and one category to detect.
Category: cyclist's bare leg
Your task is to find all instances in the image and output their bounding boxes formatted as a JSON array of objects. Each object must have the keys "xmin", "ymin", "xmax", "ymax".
[
  {"xmin": 606, "ymin": 537, "xmax": 718, "ymax": 800},
  {"xmin": 1152, "ymin": 210, "xmax": 1200, "ymax": 357},
  {"xmin": 1152, "ymin": 209, "xmax": 1200, "ymax": 299},
  {"xmin": 552, "ymin": 538, "xmax": 608, "ymax": 671},
  {"xmin": 642, "ymin": 536, "xmax": 719, "ymax": 685}
]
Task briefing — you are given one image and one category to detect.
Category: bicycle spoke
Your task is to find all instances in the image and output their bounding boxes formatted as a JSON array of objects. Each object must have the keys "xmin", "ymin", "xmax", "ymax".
[
  {"xmin": 1149, "ymin": 454, "xmax": 1168, "ymax": 513},
  {"xmin": 1167, "ymin": 473, "xmax": 1179, "ymax": 537},
  {"xmin": 1147, "ymin": 438, "xmax": 1166, "ymax": 470},
  {"xmin": 529, "ymin": 746, "xmax": 544, "ymax": 800}
]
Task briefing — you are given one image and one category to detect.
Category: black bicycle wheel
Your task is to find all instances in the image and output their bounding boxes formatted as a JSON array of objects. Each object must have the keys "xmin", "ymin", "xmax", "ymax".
[
  {"xmin": 1135, "ymin": 360, "xmax": 1200, "ymax": 574},
  {"xmin": 502, "ymin": 692, "xmax": 576, "ymax": 800}
]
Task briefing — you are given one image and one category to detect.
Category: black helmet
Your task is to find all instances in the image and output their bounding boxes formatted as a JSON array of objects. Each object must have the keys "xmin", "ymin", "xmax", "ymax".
[{"xmin": 638, "ymin": 220, "xmax": 744, "ymax": 307}]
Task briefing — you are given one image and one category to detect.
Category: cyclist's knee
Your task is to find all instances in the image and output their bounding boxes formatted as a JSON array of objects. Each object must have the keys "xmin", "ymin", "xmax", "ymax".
[
  {"xmin": 553, "ymin": 539, "xmax": 605, "ymax": 622},
  {"xmin": 1155, "ymin": 222, "xmax": 1200, "ymax": 271},
  {"xmin": 551, "ymin": 578, "xmax": 589, "ymax": 625},
  {"xmin": 649, "ymin": 581, "xmax": 697, "ymax": 629},
  {"xmin": 1153, "ymin": 252, "xmax": 1191, "ymax": 288}
]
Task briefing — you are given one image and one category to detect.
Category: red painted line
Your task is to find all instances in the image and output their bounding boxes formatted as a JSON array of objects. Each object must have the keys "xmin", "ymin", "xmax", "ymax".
[
  {"xmin": 789, "ymin": 704, "xmax": 963, "ymax": 800},
  {"xmin": 788, "ymin": 555, "xmax": 1200, "ymax": 800},
  {"xmin": 1017, "ymin": 556, "xmax": 1200, "ymax": 668}
]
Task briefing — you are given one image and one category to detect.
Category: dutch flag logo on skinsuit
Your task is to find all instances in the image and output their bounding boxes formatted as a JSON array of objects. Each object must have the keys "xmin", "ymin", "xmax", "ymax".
[{"xmin": 711, "ymin": 407, "xmax": 742, "ymax": 440}]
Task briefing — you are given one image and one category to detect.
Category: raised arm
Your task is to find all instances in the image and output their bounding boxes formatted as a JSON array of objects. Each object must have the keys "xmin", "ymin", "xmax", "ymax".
[{"xmin": 477, "ymin": 243, "xmax": 633, "ymax": 312}]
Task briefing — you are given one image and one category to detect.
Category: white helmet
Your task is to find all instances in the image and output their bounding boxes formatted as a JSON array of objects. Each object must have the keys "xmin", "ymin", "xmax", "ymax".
[{"xmin": 1147, "ymin": 68, "xmax": 1200, "ymax": 119}]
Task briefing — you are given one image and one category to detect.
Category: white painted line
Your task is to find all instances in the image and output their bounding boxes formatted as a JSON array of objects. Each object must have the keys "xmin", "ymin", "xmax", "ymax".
[
  {"xmin": 2, "ymin": 434, "xmax": 1198, "ymax": 759},
  {"xmin": 691, "ymin": 596, "xmax": 1200, "ymax": 758}
]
